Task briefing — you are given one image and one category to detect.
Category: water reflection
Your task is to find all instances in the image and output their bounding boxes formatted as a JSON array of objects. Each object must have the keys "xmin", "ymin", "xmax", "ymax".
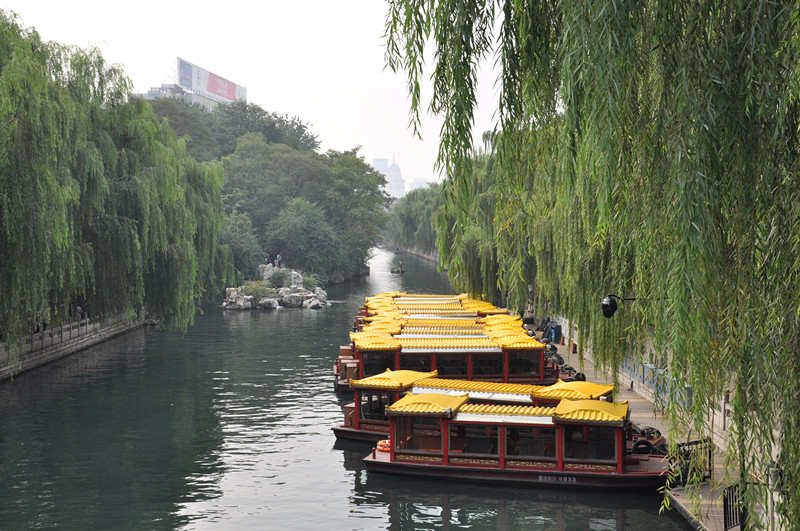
[{"xmin": 338, "ymin": 439, "xmax": 688, "ymax": 530}]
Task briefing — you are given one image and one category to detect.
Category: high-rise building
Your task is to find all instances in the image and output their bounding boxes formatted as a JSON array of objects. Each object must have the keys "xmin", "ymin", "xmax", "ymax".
[{"xmin": 373, "ymin": 158, "xmax": 405, "ymax": 198}]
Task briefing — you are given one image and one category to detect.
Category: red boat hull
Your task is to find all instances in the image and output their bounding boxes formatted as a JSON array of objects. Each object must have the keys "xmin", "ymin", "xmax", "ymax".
[{"xmin": 363, "ymin": 450, "xmax": 668, "ymax": 490}]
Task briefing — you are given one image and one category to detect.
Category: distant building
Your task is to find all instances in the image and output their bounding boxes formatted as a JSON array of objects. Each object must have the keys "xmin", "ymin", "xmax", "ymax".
[
  {"xmin": 135, "ymin": 58, "xmax": 246, "ymax": 112},
  {"xmin": 373, "ymin": 157, "xmax": 405, "ymax": 198}
]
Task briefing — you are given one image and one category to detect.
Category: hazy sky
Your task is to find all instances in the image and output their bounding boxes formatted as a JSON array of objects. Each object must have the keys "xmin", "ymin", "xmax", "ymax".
[{"xmin": 4, "ymin": 1, "xmax": 498, "ymax": 188}]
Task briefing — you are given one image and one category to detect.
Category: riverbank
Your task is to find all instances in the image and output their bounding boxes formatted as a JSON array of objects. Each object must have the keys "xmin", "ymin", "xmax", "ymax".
[
  {"xmin": 0, "ymin": 316, "xmax": 146, "ymax": 382},
  {"xmin": 536, "ymin": 323, "xmax": 746, "ymax": 530}
]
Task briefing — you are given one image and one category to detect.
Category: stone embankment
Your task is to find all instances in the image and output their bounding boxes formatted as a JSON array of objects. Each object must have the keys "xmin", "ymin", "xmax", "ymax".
[
  {"xmin": 0, "ymin": 316, "xmax": 145, "ymax": 382},
  {"xmin": 222, "ymin": 265, "xmax": 329, "ymax": 311}
]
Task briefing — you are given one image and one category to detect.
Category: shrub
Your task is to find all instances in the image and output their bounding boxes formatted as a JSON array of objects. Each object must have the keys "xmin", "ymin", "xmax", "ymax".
[
  {"xmin": 269, "ymin": 270, "xmax": 289, "ymax": 289},
  {"xmin": 302, "ymin": 274, "xmax": 318, "ymax": 291},
  {"xmin": 240, "ymin": 280, "xmax": 278, "ymax": 299}
]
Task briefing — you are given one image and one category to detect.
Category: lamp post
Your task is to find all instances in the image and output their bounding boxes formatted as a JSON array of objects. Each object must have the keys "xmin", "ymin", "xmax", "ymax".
[{"xmin": 601, "ymin": 294, "xmax": 638, "ymax": 318}]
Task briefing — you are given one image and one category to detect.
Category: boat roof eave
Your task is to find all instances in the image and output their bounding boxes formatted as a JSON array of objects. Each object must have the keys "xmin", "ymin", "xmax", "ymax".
[
  {"xmin": 453, "ymin": 413, "xmax": 555, "ymax": 425},
  {"xmin": 410, "ymin": 386, "xmax": 533, "ymax": 404}
]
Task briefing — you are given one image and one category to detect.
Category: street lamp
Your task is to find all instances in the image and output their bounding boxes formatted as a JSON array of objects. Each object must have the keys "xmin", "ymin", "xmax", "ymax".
[{"xmin": 601, "ymin": 294, "xmax": 638, "ymax": 318}]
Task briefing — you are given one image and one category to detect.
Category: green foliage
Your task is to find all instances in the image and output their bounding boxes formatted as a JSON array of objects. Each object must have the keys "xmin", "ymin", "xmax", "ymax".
[
  {"xmin": 148, "ymin": 98, "xmax": 220, "ymax": 161},
  {"xmin": 224, "ymin": 133, "xmax": 331, "ymax": 234},
  {"xmin": 218, "ymin": 209, "xmax": 264, "ymax": 281},
  {"xmin": 386, "ymin": 182, "xmax": 443, "ymax": 254},
  {"xmin": 149, "ymin": 93, "xmax": 389, "ymax": 283},
  {"xmin": 265, "ymin": 198, "xmax": 342, "ymax": 277},
  {"xmin": 386, "ymin": 0, "xmax": 800, "ymax": 523},
  {"xmin": 150, "ymin": 97, "xmax": 319, "ymax": 159},
  {"xmin": 239, "ymin": 280, "xmax": 277, "ymax": 299},
  {"xmin": 0, "ymin": 11, "xmax": 233, "ymax": 348},
  {"xmin": 268, "ymin": 269, "xmax": 289, "ymax": 289},
  {"xmin": 224, "ymin": 139, "xmax": 390, "ymax": 280},
  {"xmin": 213, "ymin": 100, "xmax": 319, "ymax": 156},
  {"xmin": 302, "ymin": 274, "xmax": 318, "ymax": 291}
]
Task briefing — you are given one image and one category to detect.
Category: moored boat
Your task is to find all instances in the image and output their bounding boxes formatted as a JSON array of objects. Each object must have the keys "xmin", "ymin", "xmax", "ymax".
[
  {"xmin": 362, "ymin": 393, "xmax": 669, "ymax": 489},
  {"xmin": 334, "ymin": 292, "xmax": 575, "ymax": 392},
  {"xmin": 333, "ymin": 369, "xmax": 616, "ymax": 442}
]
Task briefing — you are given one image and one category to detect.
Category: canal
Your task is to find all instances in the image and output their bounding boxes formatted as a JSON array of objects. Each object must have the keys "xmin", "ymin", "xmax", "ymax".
[{"xmin": 0, "ymin": 248, "xmax": 691, "ymax": 530}]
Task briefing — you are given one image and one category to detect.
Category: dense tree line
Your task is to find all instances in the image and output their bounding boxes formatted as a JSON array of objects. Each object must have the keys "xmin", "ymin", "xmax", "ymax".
[
  {"xmin": 0, "ymin": 12, "xmax": 234, "ymax": 348},
  {"xmin": 386, "ymin": 0, "xmax": 800, "ymax": 524},
  {"xmin": 385, "ymin": 182, "xmax": 443, "ymax": 255},
  {"xmin": 153, "ymin": 100, "xmax": 392, "ymax": 282},
  {"xmin": 148, "ymin": 98, "xmax": 319, "ymax": 162}
]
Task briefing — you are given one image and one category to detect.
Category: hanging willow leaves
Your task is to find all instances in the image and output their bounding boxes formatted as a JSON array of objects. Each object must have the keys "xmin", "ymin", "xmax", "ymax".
[
  {"xmin": 0, "ymin": 12, "xmax": 233, "ymax": 353},
  {"xmin": 385, "ymin": 0, "xmax": 800, "ymax": 525}
]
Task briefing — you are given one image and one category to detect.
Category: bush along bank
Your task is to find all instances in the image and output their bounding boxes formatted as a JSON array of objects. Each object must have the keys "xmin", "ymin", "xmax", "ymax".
[{"xmin": 222, "ymin": 265, "xmax": 328, "ymax": 310}]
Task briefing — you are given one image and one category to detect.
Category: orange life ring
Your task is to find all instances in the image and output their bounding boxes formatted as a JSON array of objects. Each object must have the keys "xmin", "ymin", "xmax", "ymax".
[{"xmin": 377, "ymin": 439, "xmax": 391, "ymax": 452}]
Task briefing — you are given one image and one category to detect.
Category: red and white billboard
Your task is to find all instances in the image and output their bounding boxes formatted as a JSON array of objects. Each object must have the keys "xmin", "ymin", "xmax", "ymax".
[{"xmin": 178, "ymin": 57, "xmax": 246, "ymax": 102}]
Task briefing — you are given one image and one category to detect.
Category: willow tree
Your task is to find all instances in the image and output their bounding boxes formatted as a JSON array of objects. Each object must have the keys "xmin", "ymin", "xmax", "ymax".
[
  {"xmin": 386, "ymin": 0, "xmax": 800, "ymax": 525},
  {"xmin": 0, "ymin": 12, "xmax": 232, "ymax": 354}
]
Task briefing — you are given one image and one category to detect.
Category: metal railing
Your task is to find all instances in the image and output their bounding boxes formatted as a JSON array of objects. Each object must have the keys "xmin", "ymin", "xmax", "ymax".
[
  {"xmin": 723, "ymin": 483, "xmax": 748, "ymax": 530},
  {"xmin": 673, "ymin": 437, "xmax": 713, "ymax": 486}
]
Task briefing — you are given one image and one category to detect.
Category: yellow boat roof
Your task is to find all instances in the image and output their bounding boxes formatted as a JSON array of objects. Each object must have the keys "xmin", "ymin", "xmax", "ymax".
[
  {"xmin": 387, "ymin": 393, "xmax": 470, "ymax": 417},
  {"xmin": 410, "ymin": 378, "xmax": 613, "ymax": 402},
  {"xmin": 350, "ymin": 369, "xmax": 438, "ymax": 390},
  {"xmin": 412, "ymin": 378, "xmax": 537, "ymax": 397},
  {"xmin": 535, "ymin": 380, "xmax": 614, "ymax": 400},
  {"xmin": 349, "ymin": 332, "xmax": 401, "ymax": 350},
  {"xmin": 553, "ymin": 399, "xmax": 628, "ymax": 425},
  {"xmin": 364, "ymin": 292, "xmax": 509, "ymax": 317},
  {"xmin": 351, "ymin": 331, "xmax": 543, "ymax": 352},
  {"xmin": 457, "ymin": 403, "xmax": 554, "ymax": 417},
  {"xmin": 387, "ymin": 394, "xmax": 628, "ymax": 425}
]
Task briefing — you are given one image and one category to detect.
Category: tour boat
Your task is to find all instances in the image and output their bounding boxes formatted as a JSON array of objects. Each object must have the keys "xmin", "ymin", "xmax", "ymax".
[
  {"xmin": 335, "ymin": 292, "xmax": 575, "ymax": 392},
  {"xmin": 362, "ymin": 393, "xmax": 669, "ymax": 489},
  {"xmin": 333, "ymin": 369, "xmax": 615, "ymax": 442}
]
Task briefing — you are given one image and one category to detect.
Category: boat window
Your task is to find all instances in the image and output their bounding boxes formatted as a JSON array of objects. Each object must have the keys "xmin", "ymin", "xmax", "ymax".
[
  {"xmin": 361, "ymin": 351, "xmax": 395, "ymax": 377},
  {"xmin": 435, "ymin": 354, "xmax": 468, "ymax": 378},
  {"xmin": 506, "ymin": 426, "xmax": 556, "ymax": 459},
  {"xmin": 563, "ymin": 425, "xmax": 618, "ymax": 462},
  {"xmin": 472, "ymin": 354, "xmax": 503, "ymax": 377},
  {"xmin": 508, "ymin": 350, "xmax": 540, "ymax": 379},
  {"xmin": 449, "ymin": 423, "xmax": 499, "ymax": 456},
  {"xmin": 399, "ymin": 353, "xmax": 432, "ymax": 372},
  {"xmin": 395, "ymin": 416, "xmax": 442, "ymax": 453},
  {"xmin": 359, "ymin": 391, "xmax": 392, "ymax": 421}
]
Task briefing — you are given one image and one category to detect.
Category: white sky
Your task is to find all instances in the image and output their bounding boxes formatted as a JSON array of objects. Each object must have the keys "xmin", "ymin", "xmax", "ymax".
[{"xmin": 3, "ymin": 1, "xmax": 499, "ymax": 189}]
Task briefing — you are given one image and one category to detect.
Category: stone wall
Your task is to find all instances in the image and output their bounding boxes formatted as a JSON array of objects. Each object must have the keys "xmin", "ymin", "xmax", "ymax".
[{"xmin": 0, "ymin": 317, "xmax": 145, "ymax": 382}]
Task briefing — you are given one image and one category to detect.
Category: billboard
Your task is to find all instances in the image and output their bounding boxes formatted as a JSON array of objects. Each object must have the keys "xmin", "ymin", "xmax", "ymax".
[{"xmin": 177, "ymin": 57, "xmax": 246, "ymax": 102}]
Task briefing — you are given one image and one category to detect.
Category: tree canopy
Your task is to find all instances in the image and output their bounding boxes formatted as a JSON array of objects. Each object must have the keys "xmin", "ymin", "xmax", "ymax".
[
  {"xmin": 0, "ymin": 12, "xmax": 233, "ymax": 349},
  {"xmin": 386, "ymin": 182, "xmax": 444, "ymax": 255},
  {"xmin": 223, "ymin": 135, "xmax": 391, "ymax": 280},
  {"xmin": 385, "ymin": 0, "xmax": 800, "ymax": 524},
  {"xmin": 152, "ymin": 97, "xmax": 391, "ymax": 283},
  {"xmin": 150, "ymin": 98, "xmax": 320, "ymax": 161}
]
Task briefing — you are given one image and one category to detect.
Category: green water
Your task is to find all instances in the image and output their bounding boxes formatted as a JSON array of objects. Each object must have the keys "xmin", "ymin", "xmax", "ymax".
[{"xmin": 0, "ymin": 248, "xmax": 690, "ymax": 530}]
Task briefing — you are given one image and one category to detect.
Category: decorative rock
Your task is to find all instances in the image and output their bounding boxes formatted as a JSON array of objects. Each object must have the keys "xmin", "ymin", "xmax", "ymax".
[
  {"xmin": 258, "ymin": 298, "xmax": 279, "ymax": 309},
  {"xmin": 291, "ymin": 270, "xmax": 303, "ymax": 288},
  {"xmin": 258, "ymin": 263, "xmax": 276, "ymax": 281},
  {"xmin": 303, "ymin": 298, "xmax": 325, "ymax": 309},
  {"xmin": 223, "ymin": 275, "xmax": 328, "ymax": 311},
  {"xmin": 280, "ymin": 293, "xmax": 306, "ymax": 308},
  {"xmin": 314, "ymin": 287, "xmax": 327, "ymax": 304}
]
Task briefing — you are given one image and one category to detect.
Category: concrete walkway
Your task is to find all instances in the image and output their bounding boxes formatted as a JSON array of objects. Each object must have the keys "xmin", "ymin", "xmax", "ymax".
[{"xmin": 542, "ymin": 333, "xmax": 735, "ymax": 530}]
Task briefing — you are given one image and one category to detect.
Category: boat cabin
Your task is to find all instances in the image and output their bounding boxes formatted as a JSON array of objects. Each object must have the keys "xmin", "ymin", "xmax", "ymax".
[
  {"xmin": 333, "ymin": 369, "xmax": 613, "ymax": 442},
  {"xmin": 363, "ymin": 393, "xmax": 668, "ymax": 489}
]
